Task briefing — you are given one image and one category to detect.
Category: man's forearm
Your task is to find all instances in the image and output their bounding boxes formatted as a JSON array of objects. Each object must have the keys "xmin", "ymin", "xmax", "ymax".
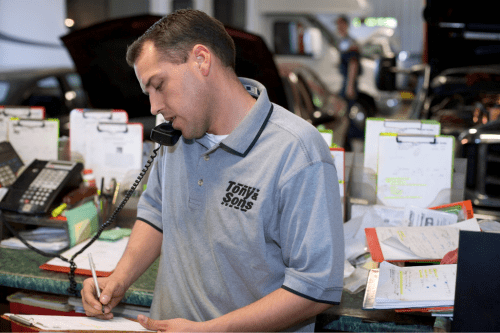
[
  {"xmin": 206, "ymin": 287, "xmax": 333, "ymax": 332},
  {"xmin": 111, "ymin": 220, "xmax": 162, "ymax": 289}
]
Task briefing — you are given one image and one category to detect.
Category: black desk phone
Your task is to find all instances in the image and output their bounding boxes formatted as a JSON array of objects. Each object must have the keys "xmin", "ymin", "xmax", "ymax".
[
  {"xmin": 0, "ymin": 159, "xmax": 83, "ymax": 214},
  {"xmin": 0, "ymin": 141, "xmax": 24, "ymax": 188}
]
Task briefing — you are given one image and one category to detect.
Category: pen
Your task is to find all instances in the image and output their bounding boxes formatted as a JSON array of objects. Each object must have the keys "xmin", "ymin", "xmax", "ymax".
[{"xmin": 88, "ymin": 253, "xmax": 105, "ymax": 314}]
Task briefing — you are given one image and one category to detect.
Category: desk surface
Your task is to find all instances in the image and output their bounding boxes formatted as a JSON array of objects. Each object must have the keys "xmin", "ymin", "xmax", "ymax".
[
  {"xmin": 0, "ymin": 247, "xmax": 156, "ymax": 307},
  {"xmin": 0, "ymin": 247, "xmax": 436, "ymax": 332}
]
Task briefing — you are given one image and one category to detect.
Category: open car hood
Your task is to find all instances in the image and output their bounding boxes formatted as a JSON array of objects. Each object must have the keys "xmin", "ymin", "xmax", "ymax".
[{"xmin": 61, "ymin": 15, "xmax": 288, "ymax": 136}]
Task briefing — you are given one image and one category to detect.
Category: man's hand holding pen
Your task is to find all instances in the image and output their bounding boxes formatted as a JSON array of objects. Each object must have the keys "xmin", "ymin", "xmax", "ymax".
[{"xmin": 81, "ymin": 274, "xmax": 127, "ymax": 320}]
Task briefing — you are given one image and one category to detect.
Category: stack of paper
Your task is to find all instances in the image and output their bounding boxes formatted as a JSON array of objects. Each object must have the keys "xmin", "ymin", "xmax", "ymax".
[
  {"xmin": 365, "ymin": 218, "xmax": 481, "ymax": 262},
  {"xmin": 364, "ymin": 261, "xmax": 456, "ymax": 310},
  {"xmin": 0, "ymin": 227, "xmax": 69, "ymax": 252}
]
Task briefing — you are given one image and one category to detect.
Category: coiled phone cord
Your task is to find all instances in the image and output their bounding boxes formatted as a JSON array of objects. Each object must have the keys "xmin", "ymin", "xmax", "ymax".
[{"xmin": 0, "ymin": 145, "xmax": 161, "ymax": 296}]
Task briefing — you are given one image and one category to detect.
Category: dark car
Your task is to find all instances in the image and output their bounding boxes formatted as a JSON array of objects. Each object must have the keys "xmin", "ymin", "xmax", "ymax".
[
  {"xmin": 278, "ymin": 62, "xmax": 349, "ymax": 147},
  {"xmin": 415, "ymin": 65, "xmax": 500, "ymax": 210},
  {"xmin": 0, "ymin": 67, "xmax": 90, "ymax": 136},
  {"xmin": 407, "ymin": 1, "xmax": 500, "ymax": 212}
]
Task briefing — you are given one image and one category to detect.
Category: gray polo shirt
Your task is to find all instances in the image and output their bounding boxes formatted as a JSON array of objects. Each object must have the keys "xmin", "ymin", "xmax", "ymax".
[{"xmin": 137, "ymin": 78, "xmax": 344, "ymax": 331}]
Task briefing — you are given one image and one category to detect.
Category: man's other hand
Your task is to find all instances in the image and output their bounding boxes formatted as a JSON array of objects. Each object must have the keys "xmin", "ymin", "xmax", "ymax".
[{"xmin": 138, "ymin": 314, "xmax": 207, "ymax": 332}]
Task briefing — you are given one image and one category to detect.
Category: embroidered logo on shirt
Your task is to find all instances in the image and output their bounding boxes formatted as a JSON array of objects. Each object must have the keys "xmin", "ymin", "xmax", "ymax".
[{"xmin": 221, "ymin": 181, "xmax": 259, "ymax": 212}]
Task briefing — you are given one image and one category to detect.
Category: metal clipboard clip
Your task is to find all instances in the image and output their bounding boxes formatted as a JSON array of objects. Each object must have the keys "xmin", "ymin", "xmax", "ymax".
[
  {"xmin": 1, "ymin": 107, "xmax": 32, "ymax": 119},
  {"xmin": 395, "ymin": 133, "xmax": 437, "ymax": 144},
  {"xmin": 383, "ymin": 119, "xmax": 424, "ymax": 130},
  {"xmin": 11, "ymin": 119, "xmax": 46, "ymax": 134},
  {"xmin": 81, "ymin": 108, "xmax": 116, "ymax": 119},
  {"xmin": 96, "ymin": 122, "xmax": 129, "ymax": 133}
]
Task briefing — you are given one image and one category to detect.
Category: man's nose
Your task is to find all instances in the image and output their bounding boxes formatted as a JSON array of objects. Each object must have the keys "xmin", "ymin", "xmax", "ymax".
[{"xmin": 149, "ymin": 95, "xmax": 161, "ymax": 115}]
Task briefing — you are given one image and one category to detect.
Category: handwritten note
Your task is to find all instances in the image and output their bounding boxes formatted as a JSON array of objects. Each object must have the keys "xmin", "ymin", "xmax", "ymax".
[{"xmin": 376, "ymin": 134, "xmax": 454, "ymax": 208}]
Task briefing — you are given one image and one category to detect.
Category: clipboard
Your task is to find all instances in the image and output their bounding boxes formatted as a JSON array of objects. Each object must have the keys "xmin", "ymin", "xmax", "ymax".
[
  {"xmin": 330, "ymin": 147, "xmax": 345, "ymax": 220},
  {"xmin": 330, "ymin": 147, "xmax": 345, "ymax": 196},
  {"xmin": 69, "ymin": 109, "xmax": 128, "ymax": 163},
  {"xmin": 363, "ymin": 118, "xmax": 441, "ymax": 174},
  {"xmin": 0, "ymin": 106, "xmax": 45, "ymax": 142},
  {"xmin": 1, "ymin": 313, "xmax": 153, "ymax": 332},
  {"xmin": 7, "ymin": 118, "xmax": 59, "ymax": 166},
  {"xmin": 376, "ymin": 133, "xmax": 455, "ymax": 208},
  {"xmin": 83, "ymin": 122, "xmax": 143, "ymax": 189},
  {"xmin": 39, "ymin": 237, "xmax": 129, "ymax": 277},
  {"xmin": 319, "ymin": 128, "xmax": 334, "ymax": 147}
]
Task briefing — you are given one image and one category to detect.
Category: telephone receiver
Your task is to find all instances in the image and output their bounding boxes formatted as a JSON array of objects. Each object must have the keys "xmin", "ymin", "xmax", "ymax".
[{"xmin": 150, "ymin": 122, "xmax": 182, "ymax": 146}]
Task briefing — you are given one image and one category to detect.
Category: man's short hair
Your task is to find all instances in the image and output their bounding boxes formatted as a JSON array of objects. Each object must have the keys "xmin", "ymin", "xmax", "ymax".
[{"xmin": 126, "ymin": 9, "xmax": 236, "ymax": 69}]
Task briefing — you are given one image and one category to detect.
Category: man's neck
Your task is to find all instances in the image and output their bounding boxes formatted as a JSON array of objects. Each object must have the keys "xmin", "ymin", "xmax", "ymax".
[{"xmin": 208, "ymin": 76, "xmax": 257, "ymax": 135}]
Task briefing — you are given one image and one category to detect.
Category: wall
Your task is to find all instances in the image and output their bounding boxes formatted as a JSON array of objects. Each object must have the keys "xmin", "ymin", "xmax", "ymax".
[{"xmin": 0, "ymin": 0, "xmax": 73, "ymax": 70}]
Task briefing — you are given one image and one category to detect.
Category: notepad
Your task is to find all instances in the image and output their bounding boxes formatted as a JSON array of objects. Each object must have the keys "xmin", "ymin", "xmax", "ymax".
[
  {"xmin": 3, "ymin": 313, "xmax": 153, "ymax": 331},
  {"xmin": 40, "ymin": 237, "xmax": 129, "ymax": 276},
  {"xmin": 365, "ymin": 218, "xmax": 481, "ymax": 262},
  {"xmin": 376, "ymin": 133, "xmax": 454, "ymax": 208},
  {"xmin": 363, "ymin": 262, "xmax": 456, "ymax": 310}
]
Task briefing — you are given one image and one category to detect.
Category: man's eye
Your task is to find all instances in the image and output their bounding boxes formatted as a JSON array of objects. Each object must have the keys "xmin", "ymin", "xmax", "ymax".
[{"xmin": 155, "ymin": 82, "xmax": 163, "ymax": 91}]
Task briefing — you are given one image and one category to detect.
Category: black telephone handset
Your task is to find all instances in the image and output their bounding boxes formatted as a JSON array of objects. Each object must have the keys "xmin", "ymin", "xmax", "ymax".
[{"xmin": 150, "ymin": 122, "xmax": 182, "ymax": 146}]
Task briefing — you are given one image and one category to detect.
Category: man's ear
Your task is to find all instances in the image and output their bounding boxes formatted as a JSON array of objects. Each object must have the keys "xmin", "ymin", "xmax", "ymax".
[{"xmin": 193, "ymin": 44, "xmax": 210, "ymax": 75}]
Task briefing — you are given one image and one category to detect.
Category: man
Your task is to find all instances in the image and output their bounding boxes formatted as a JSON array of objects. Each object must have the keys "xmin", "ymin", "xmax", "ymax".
[
  {"xmin": 81, "ymin": 9, "xmax": 344, "ymax": 332},
  {"xmin": 336, "ymin": 15, "xmax": 363, "ymax": 150}
]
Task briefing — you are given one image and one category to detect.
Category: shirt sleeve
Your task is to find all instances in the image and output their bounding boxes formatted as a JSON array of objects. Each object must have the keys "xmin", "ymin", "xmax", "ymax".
[
  {"xmin": 136, "ymin": 148, "xmax": 164, "ymax": 233},
  {"xmin": 278, "ymin": 160, "xmax": 345, "ymax": 304}
]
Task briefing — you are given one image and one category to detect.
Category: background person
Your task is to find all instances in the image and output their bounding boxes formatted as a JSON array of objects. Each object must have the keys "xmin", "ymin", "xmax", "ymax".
[{"xmin": 336, "ymin": 14, "xmax": 363, "ymax": 151}]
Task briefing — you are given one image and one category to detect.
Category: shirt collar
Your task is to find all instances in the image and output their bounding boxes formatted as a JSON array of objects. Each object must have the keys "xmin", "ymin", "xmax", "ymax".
[{"xmin": 217, "ymin": 78, "xmax": 273, "ymax": 157}]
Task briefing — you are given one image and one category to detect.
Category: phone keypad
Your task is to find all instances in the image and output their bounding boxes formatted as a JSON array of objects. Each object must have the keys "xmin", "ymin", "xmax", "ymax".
[
  {"xmin": 19, "ymin": 169, "xmax": 68, "ymax": 208},
  {"xmin": 0, "ymin": 165, "xmax": 17, "ymax": 187}
]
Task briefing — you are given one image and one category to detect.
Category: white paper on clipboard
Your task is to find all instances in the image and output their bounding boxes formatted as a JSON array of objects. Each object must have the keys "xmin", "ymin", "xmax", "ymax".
[
  {"xmin": 8, "ymin": 118, "xmax": 59, "ymax": 166},
  {"xmin": 84, "ymin": 122, "xmax": 143, "ymax": 189},
  {"xmin": 0, "ymin": 106, "xmax": 45, "ymax": 142},
  {"xmin": 364, "ymin": 118, "xmax": 441, "ymax": 174},
  {"xmin": 69, "ymin": 109, "xmax": 128, "ymax": 163},
  {"xmin": 376, "ymin": 133, "xmax": 454, "ymax": 208},
  {"xmin": 330, "ymin": 147, "xmax": 345, "ymax": 198}
]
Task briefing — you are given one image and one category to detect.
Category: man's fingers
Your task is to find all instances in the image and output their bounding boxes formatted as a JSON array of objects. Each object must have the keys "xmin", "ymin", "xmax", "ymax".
[
  {"xmin": 82, "ymin": 278, "xmax": 103, "ymax": 312},
  {"xmin": 138, "ymin": 315, "xmax": 166, "ymax": 331},
  {"xmin": 99, "ymin": 279, "xmax": 120, "ymax": 305}
]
